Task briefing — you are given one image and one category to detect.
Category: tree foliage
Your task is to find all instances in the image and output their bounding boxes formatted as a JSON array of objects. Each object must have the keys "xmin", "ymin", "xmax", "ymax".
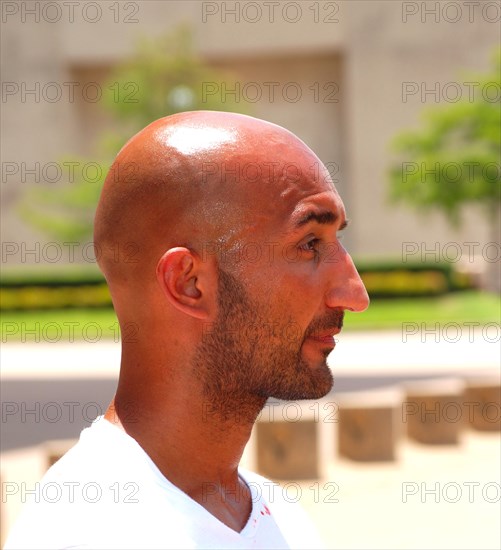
[{"xmin": 389, "ymin": 49, "xmax": 500, "ymax": 227}]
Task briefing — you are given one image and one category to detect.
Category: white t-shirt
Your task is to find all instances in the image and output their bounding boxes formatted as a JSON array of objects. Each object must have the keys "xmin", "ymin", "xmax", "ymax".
[{"xmin": 4, "ymin": 417, "xmax": 324, "ymax": 549}]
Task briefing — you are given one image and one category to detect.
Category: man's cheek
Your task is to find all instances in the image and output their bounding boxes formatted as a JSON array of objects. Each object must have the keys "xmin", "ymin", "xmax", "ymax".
[{"xmin": 274, "ymin": 320, "xmax": 303, "ymax": 352}]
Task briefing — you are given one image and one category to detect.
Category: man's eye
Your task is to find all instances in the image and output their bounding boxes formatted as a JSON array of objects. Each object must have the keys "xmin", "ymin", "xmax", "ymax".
[{"xmin": 300, "ymin": 238, "xmax": 321, "ymax": 253}]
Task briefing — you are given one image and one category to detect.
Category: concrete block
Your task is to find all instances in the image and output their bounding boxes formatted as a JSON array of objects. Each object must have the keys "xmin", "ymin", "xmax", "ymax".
[
  {"xmin": 256, "ymin": 419, "xmax": 318, "ymax": 480},
  {"xmin": 337, "ymin": 389, "xmax": 402, "ymax": 462},
  {"xmin": 463, "ymin": 376, "xmax": 501, "ymax": 431},
  {"xmin": 403, "ymin": 378, "xmax": 464, "ymax": 444}
]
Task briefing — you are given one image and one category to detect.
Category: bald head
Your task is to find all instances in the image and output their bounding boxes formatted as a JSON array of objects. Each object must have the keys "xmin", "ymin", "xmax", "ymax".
[
  {"xmin": 94, "ymin": 111, "xmax": 367, "ymax": 408},
  {"xmin": 94, "ymin": 111, "xmax": 333, "ymax": 289}
]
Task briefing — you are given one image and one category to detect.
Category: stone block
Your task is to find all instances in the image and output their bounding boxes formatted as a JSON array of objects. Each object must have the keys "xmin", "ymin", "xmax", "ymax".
[
  {"xmin": 337, "ymin": 389, "xmax": 401, "ymax": 461},
  {"xmin": 403, "ymin": 378, "xmax": 464, "ymax": 444},
  {"xmin": 463, "ymin": 376, "xmax": 501, "ymax": 431},
  {"xmin": 256, "ymin": 419, "xmax": 318, "ymax": 480}
]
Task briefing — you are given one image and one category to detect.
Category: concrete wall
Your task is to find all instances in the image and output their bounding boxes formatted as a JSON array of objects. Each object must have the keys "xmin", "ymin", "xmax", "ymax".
[
  {"xmin": 2, "ymin": 0, "xmax": 499, "ymax": 264},
  {"xmin": 343, "ymin": 0, "xmax": 498, "ymax": 257}
]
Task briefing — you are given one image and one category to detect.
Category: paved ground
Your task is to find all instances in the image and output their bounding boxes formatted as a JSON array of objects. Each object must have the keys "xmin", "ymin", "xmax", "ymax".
[{"xmin": 303, "ymin": 429, "xmax": 501, "ymax": 550}]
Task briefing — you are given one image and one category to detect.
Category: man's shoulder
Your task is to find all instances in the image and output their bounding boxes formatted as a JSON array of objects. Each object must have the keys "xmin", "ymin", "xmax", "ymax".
[
  {"xmin": 3, "ymin": 418, "xmax": 170, "ymax": 549},
  {"xmin": 46, "ymin": 417, "xmax": 142, "ymax": 478}
]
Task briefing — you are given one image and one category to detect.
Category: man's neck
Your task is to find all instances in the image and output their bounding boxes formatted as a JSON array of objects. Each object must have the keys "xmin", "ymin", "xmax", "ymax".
[{"xmin": 104, "ymin": 380, "xmax": 266, "ymax": 532}]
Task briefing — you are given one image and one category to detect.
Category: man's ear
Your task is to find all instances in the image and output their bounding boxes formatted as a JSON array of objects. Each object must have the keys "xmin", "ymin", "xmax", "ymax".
[{"xmin": 156, "ymin": 247, "xmax": 214, "ymax": 320}]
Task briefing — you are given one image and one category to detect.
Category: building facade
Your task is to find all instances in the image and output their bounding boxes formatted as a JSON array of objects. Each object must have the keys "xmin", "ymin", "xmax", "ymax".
[{"xmin": 1, "ymin": 0, "xmax": 499, "ymax": 266}]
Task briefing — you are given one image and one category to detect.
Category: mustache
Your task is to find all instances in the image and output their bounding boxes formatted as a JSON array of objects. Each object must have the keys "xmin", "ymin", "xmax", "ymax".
[{"xmin": 304, "ymin": 310, "xmax": 344, "ymax": 339}]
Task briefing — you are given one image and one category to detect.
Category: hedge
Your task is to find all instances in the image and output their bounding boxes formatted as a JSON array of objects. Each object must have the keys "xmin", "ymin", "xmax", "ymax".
[
  {"xmin": 356, "ymin": 260, "xmax": 474, "ymax": 298},
  {"xmin": 0, "ymin": 261, "xmax": 475, "ymax": 310}
]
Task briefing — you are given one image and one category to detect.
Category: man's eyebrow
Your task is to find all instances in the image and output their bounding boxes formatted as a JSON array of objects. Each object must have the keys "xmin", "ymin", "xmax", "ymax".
[{"xmin": 294, "ymin": 210, "xmax": 349, "ymax": 230}]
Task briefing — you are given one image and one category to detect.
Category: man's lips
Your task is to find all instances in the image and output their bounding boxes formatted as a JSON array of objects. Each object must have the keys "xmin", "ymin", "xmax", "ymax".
[{"xmin": 307, "ymin": 329, "xmax": 341, "ymax": 345}]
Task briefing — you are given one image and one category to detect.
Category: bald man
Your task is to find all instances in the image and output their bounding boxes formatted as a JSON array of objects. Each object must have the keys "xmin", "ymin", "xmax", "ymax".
[{"xmin": 5, "ymin": 112, "xmax": 369, "ymax": 549}]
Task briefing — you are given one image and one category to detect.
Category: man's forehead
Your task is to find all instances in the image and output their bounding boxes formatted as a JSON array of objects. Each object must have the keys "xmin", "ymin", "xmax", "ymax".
[
  {"xmin": 228, "ymin": 154, "xmax": 345, "ymax": 236},
  {"xmin": 270, "ymin": 158, "xmax": 345, "ymax": 226}
]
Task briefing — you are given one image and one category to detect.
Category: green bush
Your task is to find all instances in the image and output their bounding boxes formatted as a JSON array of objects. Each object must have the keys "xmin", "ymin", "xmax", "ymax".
[
  {"xmin": 0, "ymin": 259, "xmax": 475, "ymax": 311},
  {"xmin": 355, "ymin": 260, "xmax": 475, "ymax": 298},
  {"xmin": 0, "ymin": 284, "xmax": 112, "ymax": 310},
  {"xmin": 0, "ymin": 268, "xmax": 112, "ymax": 310}
]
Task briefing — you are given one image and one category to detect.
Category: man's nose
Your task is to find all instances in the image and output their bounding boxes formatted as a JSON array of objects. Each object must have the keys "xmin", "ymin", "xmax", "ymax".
[{"xmin": 325, "ymin": 247, "xmax": 370, "ymax": 312}]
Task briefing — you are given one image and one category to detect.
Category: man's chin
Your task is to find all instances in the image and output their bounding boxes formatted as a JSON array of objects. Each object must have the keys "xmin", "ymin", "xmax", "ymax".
[
  {"xmin": 305, "ymin": 359, "xmax": 334, "ymax": 397},
  {"xmin": 306, "ymin": 369, "xmax": 334, "ymax": 399},
  {"xmin": 271, "ymin": 365, "xmax": 334, "ymax": 401}
]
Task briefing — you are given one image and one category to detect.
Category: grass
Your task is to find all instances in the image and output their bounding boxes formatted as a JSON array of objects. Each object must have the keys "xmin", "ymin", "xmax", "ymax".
[
  {"xmin": 344, "ymin": 290, "xmax": 500, "ymax": 330},
  {"xmin": 1, "ymin": 291, "xmax": 499, "ymax": 342},
  {"xmin": 1, "ymin": 308, "xmax": 120, "ymax": 343}
]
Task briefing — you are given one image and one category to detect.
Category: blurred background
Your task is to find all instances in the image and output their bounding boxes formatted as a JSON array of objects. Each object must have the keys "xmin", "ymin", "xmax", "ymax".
[{"xmin": 1, "ymin": 1, "xmax": 500, "ymax": 548}]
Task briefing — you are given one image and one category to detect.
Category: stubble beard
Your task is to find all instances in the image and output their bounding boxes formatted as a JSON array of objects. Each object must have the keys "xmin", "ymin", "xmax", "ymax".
[{"xmin": 192, "ymin": 268, "xmax": 338, "ymax": 425}]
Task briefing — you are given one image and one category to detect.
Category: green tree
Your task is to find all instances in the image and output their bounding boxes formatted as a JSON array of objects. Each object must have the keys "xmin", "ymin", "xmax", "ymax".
[
  {"xmin": 388, "ymin": 49, "xmax": 500, "ymax": 291},
  {"xmin": 20, "ymin": 26, "xmax": 249, "ymax": 243}
]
